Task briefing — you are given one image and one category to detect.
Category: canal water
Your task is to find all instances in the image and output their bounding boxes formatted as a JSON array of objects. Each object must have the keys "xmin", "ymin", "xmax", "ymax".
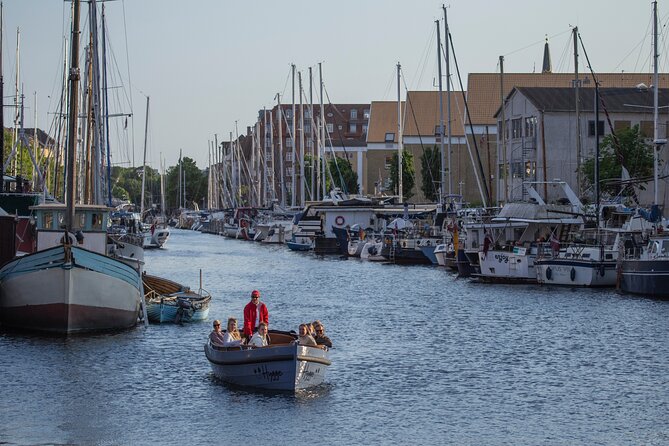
[{"xmin": 1, "ymin": 229, "xmax": 668, "ymax": 445}]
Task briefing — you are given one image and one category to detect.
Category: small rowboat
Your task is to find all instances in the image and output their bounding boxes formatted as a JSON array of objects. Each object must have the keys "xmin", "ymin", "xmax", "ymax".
[
  {"xmin": 142, "ymin": 273, "xmax": 211, "ymax": 323},
  {"xmin": 204, "ymin": 330, "xmax": 331, "ymax": 391}
]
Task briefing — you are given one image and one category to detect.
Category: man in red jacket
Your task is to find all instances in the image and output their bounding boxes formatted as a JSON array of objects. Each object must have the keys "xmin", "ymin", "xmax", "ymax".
[{"xmin": 243, "ymin": 290, "xmax": 269, "ymax": 338}]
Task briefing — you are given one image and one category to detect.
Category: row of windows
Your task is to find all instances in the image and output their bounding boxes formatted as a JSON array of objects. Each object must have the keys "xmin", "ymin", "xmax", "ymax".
[
  {"xmin": 282, "ymin": 108, "xmax": 370, "ymax": 120},
  {"xmin": 498, "ymin": 117, "xmax": 537, "ymax": 140}
]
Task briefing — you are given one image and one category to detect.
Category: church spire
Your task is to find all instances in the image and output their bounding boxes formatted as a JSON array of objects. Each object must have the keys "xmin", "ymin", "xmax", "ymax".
[{"xmin": 542, "ymin": 35, "xmax": 552, "ymax": 74}]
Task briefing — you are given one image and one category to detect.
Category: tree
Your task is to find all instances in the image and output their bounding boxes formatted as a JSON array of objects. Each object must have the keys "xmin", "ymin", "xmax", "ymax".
[
  {"xmin": 420, "ymin": 146, "xmax": 441, "ymax": 202},
  {"xmin": 165, "ymin": 157, "xmax": 207, "ymax": 211},
  {"xmin": 582, "ymin": 124, "xmax": 654, "ymax": 198},
  {"xmin": 389, "ymin": 150, "xmax": 415, "ymax": 200},
  {"xmin": 326, "ymin": 156, "xmax": 359, "ymax": 195}
]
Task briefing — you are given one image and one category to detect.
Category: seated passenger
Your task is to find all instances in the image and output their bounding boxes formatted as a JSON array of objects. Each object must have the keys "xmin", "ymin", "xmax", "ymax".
[
  {"xmin": 209, "ymin": 319, "xmax": 226, "ymax": 345},
  {"xmin": 249, "ymin": 322, "xmax": 269, "ymax": 347},
  {"xmin": 223, "ymin": 317, "xmax": 244, "ymax": 347},
  {"xmin": 297, "ymin": 323, "xmax": 317, "ymax": 347},
  {"xmin": 313, "ymin": 322, "xmax": 333, "ymax": 348}
]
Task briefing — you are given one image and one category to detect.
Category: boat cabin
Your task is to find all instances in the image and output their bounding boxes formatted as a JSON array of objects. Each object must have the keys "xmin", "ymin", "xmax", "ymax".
[{"xmin": 31, "ymin": 203, "xmax": 111, "ymax": 254}]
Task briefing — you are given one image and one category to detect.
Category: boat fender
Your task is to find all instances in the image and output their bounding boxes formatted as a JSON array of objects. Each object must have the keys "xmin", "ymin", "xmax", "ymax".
[
  {"xmin": 599, "ymin": 264, "xmax": 606, "ymax": 277},
  {"xmin": 335, "ymin": 215, "xmax": 345, "ymax": 226},
  {"xmin": 416, "ymin": 240, "xmax": 421, "ymax": 246},
  {"xmin": 402, "ymin": 241, "xmax": 407, "ymax": 248},
  {"xmin": 369, "ymin": 246, "xmax": 377, "ymax": 256},
  {"xmin": 570, "ymin": 267, "xmax": 576, "ymax": 282},
  {"xmin": 426, "ymin": 240, "xmax": 431, "ymax": 246},
  {"xmin": 545, "ymin": 266, "xmax": 552, "ymax": 281}
]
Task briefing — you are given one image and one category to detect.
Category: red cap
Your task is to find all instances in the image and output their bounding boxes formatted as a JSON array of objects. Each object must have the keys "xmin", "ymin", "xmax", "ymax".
[{"xmin": 251, "ymin": 290, "xmax": 260, "ymax": 298}]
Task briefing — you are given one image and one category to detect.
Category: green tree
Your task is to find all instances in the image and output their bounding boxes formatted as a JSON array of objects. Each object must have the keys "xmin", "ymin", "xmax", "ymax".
[
  {"xmin": 389, "ymin": 150, "xmax": 415, "ymax": 200},
  {"xmin": 326, "ymin": 156, "xmax": 359, "ymax": 195},
  {"xmin": 582, "ymin": 124, "xmax": 654, "ymax": 197},
  {"xmin": 420, "ymin": 146, "xmax": 441, "ymax": 202},
  {"xmin": 165, "ymin": 157, "xmax": 207, "ymax": 211}
]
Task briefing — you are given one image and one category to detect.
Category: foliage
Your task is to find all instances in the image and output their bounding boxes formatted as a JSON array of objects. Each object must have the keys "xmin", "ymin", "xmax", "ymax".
[
  {"xmin": 326, "ymin": 156, "xmax": 359, "ymax": 195},
  {"xmin": 581, "ymin": 125, "xmax": 654, "ymax": 197},
  {"xmin": 164, "ymin": 157, "xmax": 207, "ymax": 210},
  {"xmin": 420, "ymin": 146, "xmax": 441, "ymax": 202},
  {"xmin": 389, "ymin": 150, "xmax": 415, "ymax": 200}
]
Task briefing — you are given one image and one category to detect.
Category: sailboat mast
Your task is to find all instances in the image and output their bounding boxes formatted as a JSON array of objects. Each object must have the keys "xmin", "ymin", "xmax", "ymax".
[
  {"xmin": 499, "ymin": 55, "xmax": 507, "ymax": 203},
  {"xmin": 397, "ymin": 62, "xmax": 403, "ymax": 203},
  {"xmin": 65, "ymin": 0, "xmax": 81, "ymax": 232},
  {"xmin": 309, "ymin": 66, "xmax": 314, "ymax": 201},
  {"xmin": 140, "ymin": 95, "xmax": 149, "ymax": 217},
  {"xmin": 277, "ymin": 95, "xmax": 285, "ymax": 207},
  {"xmin": 291, "ymin": 64, "xmax": 296, "ymax": 208},
  {"xmin": 653, "ymin": 1, "xmax": 661, "ymax": 205},
  {"xmin": 0, "ymin": 2, "xmax": 4, "ymax": 184},
  {"xmin": 436, "ymin": 19, "xmax": 445, "ymax": 203},
  {"xmin": 573, "ymin": 26, "xmax": 582, "ymax": 198},
  {"xmin": 444, "ymin": 5, "xmax": 452, "ymax": 199},
  {"xmin": 319, "ymin": 62, "xmax": 325, "ymax": 199},
  {"xmin": 299, "ymin": 71, "xmax": 305, "ymax": 206}
]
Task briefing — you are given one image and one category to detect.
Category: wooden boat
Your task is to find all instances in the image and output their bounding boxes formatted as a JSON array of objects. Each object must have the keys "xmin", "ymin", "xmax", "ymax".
[
  {"xmin": 204, "ymin": 330, "xmax": 331, "ymax": 391},
  {"xmin": 142, "ymin": 273, "xmax": 211, "ymax": 323}
]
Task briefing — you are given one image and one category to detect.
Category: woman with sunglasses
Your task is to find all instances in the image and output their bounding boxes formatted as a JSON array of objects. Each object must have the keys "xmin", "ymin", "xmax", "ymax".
[{"xmin": 209, "ymin": 319, "xmax": 226, "ymax": 345}]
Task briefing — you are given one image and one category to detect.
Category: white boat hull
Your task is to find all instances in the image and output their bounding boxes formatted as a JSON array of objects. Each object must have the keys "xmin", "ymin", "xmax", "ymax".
[
  {"xmin": 0, "ymin": 246, "xmax": 141, "ymax": 333},
  {"xmin": 477, "ymin": 250, "xmax": 536, "ymax": 283},
  {"xmin": 536, "ymin": 261, "xmax": 617, "ymax": 286},
  {"xmin": 204, "ymin": 341, "xmax": 330, "ymax": 391}
]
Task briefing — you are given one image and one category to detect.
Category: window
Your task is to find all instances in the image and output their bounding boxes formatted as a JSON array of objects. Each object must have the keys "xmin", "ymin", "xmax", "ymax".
[
  {"xmin": 285, "ymin": 109, "xmax": 293, "ymax": 119},
  {"xmin": 43, "ymin": 212, "xmax": 53, "ymax": 229},
  {"xmin": 286, "ymin": 152, "xmax": 293, "ymax": 162},
  {"xmin": 286, "ymin": 167, "xmax": 293, "ymax": 177},
  {"xmin": 91, "ymin": 213, "xmax": 102, "ymax": 230},
  {"xmin": 511, "ymin": 118, "xmax": 522, "ymax": 139},
  {"xmin": 363, "ymin": 109, "xmax": 370, "ymax": 119},
  {"xmin": 349, "ymin": 123, "xmax": 357, "ymax": 133},
  {"xmin": 305, "ymin": 109, "xmax": 311, "ymax": 119},
  {"xmin": 286, "ymin": 137, "xmax": 293, "ymax": 148},
  {"xmin": 385, "ymin": 132, "xmax": 395, "ymax": 142},
  {"xmin": 338, "ymin": 125, "xmax": 343, "ymax": 130},
  {"xmin": 588, "ymin": 120, "xmax": 605, "ymax": 137},
  {"xmin": 639, "ymin": 120, "xmax": 653, "ymax": 138},
  {"xmin": 306, "ymin": 139, "xmax": 313, "ymax": 148},
  {"xmin": 327, "ymin": 123, "xmax": 334, "ymax": 133},
  {"xmin": 304, "ymin": 124, "xmax": 311, "ymax": 134},
  {"xmin": 350, "ymin": 109, "xmax": 358, "ymax": 119},
  {"xmin": 524, "ymin": 117, "xmax": 537, "ymax": 138},
  {"xmin": 384, "ymin": 155, "xmax": 393, "ymax": 169},
  {"xmin": 434, "ymin": 125, "xmax": 444, "ymax": 136},
  {"xmin": 362, "ymin": 124, "xmax": 368, "ymax": 134},
  {"xmin": 614, "ymin": 120, "xmax": 631, "ymax": 132}
]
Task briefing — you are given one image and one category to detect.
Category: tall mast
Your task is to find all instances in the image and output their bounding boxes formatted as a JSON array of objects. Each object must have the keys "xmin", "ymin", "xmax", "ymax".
[
  {"xmin": 653, "ymin": 1, "xmax": 662, "ymax": 205},
  {"xmin": 299, "ymin": 71, "xmax": 305, "ymax": 206},
  {"xmin": 444, "ymin": 5, "xmax": 452, "ymax": 198},
  {"xmin": 291, "ymin": 64, "xmax": 296, "ymax": 207},
  {"xmin": 13, "ymin": 27, "xmax": 19, "ymax": 176},
  {"xmin": 499, "ymin": 55, "xmax": 507, "ymax": 203},
  {"xmin": 140, "ymin": 95, "xmax": 149, "ymax": 217},
  {"xmin": 0, "ymin": 2, "xmax": 4, "ymax": 185},
  {"xmin": 319, "ymin": 62, "xmax": 325, "ymax": 199},
  {"xmin": 101, "ymin": 4, "xmax": 112, "ymax": 206},
  {"xmin": 573, "ymin": 26, "xmax": 582, "ymax": 198},
  {"xmin": 65, "ymin": 0, "xmax": 82, "ymax": 232},
  {"xmin": 436, "ymin": 18, "xmax": 445, "ymax": 203},
  {"xmin": 397, "ymin": 62, "xmax": 403, "ymax": 203},
  {"xmin": 277, "ymin": 94, "xmax": 285, "ymax": 207},
  {"xmin": 309, "ymin": 66, "xmax": 314, "ymax": 201}
]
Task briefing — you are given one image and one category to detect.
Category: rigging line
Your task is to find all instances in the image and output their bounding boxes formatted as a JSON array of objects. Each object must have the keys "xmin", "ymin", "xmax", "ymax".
[
  {"xmin": 503, "ymin": 28, "xmax": 572, "ymax": 58},
  {"xmin": 399, "ymin": 75, "xmax": 423, "ymax": 186},
  {"xmin": 281, "ymin": 65, "xmax": 291, "ymax": 99},
  {"xmin": 120, "ymin": 0, "xmax": 136, "ymax": 167},
  {"xmin": 410, "ymin": 26, "xmax": 437, "ymax": 91},
  {"xmin": 322, "ymin": 84, "xmax": 350, "ymax": 194},
  {"xmin": 448, "ymin": 30, "xmax": 489, "ymax": 206},
  {"xmin": 614, "ymin": 34, "xmax": 651, "ymax": 73},
  {"xmin": 382, "ymin": 65, "xmax": 396, "ymax": 100},
  {"xmin": 632, "ymin": 12, "xmax": 653, "ymax": 73},
  {"xmin": 554, "ymin": 30, "xmax": 573, "ymax": 74}
]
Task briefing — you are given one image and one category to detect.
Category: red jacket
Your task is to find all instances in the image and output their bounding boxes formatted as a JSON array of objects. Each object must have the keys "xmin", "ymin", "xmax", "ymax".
[{"xmin": 243, "ymin": 301, "xmax": 269, "ymax": 336}]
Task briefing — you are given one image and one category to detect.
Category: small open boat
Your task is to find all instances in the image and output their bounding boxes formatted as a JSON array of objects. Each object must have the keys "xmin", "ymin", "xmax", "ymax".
[
  {"xmin": 204, "ymin": 330, "xmax": 331, "ymax": 391},
  {"xmin": 142, "ymin": 273, "xmax": 211, "ymax": 323}
]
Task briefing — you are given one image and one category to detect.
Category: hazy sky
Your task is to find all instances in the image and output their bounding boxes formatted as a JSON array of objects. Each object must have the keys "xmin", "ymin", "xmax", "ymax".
[{"xmin": 2, "ymin": 0, "xmax": 663, "ymax": 170}]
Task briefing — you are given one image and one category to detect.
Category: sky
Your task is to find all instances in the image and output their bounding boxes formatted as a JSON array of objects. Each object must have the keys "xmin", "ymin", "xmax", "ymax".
[{"xmin": 2, "ymin": 0, "xmax": 664, "ymax": 170}]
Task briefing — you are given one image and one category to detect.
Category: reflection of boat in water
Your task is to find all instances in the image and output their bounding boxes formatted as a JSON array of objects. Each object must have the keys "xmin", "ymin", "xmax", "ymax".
[
  {"xmin": 142, "ymin": 273, "xmax": 211, "ymax": 323},
  {"xmin": 204, "ymin": 331, "xmax": 331, "ymax": 391}
]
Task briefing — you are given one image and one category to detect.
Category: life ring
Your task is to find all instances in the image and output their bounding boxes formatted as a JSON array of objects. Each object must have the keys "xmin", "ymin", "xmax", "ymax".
[
  {"xmin": 240, "ymin": 220, "xmax": 248, "ymax": 228},
  {"xmin": 570, "ymin": 267, "xmax": 576, "ymax": 282},
  {"xmin": 335, "ymin": 216, "xmax": 345, "ymax": 226},
  {"xmin": 545, "ymin": 266, "xmax": 552, "ymax": 281}
]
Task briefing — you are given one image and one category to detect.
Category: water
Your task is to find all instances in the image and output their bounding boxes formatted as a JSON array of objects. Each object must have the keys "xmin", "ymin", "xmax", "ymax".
[{"xmin": 1, "ymin": 229, "xmax": 668, "ymax": 445}]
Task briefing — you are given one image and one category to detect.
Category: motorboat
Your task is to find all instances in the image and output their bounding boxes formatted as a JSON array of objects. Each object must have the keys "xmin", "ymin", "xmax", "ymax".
[
  {"xmin": 142, "ymin": 273, "xmax": 211, "ymax": 323},
  {"xmin": 204, "ymin": 330, "xmax": 331, "ymax": 391}
]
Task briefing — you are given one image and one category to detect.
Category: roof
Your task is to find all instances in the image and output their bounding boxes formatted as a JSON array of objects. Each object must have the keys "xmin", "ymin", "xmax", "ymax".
[
  {"xmin": 506, "ymin": 87, "xmax": 669, "ymax": 114},
  {"xmin": 367, "ymin": 101, "xmax": 404, "ymax": 143},
  {"xmin": 466, "ymin": 72, "xmax": 669, "ymax": 125},
  {"xmin": 403, "ymin": 91, "xmax": 466, "ymax": 137}
]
